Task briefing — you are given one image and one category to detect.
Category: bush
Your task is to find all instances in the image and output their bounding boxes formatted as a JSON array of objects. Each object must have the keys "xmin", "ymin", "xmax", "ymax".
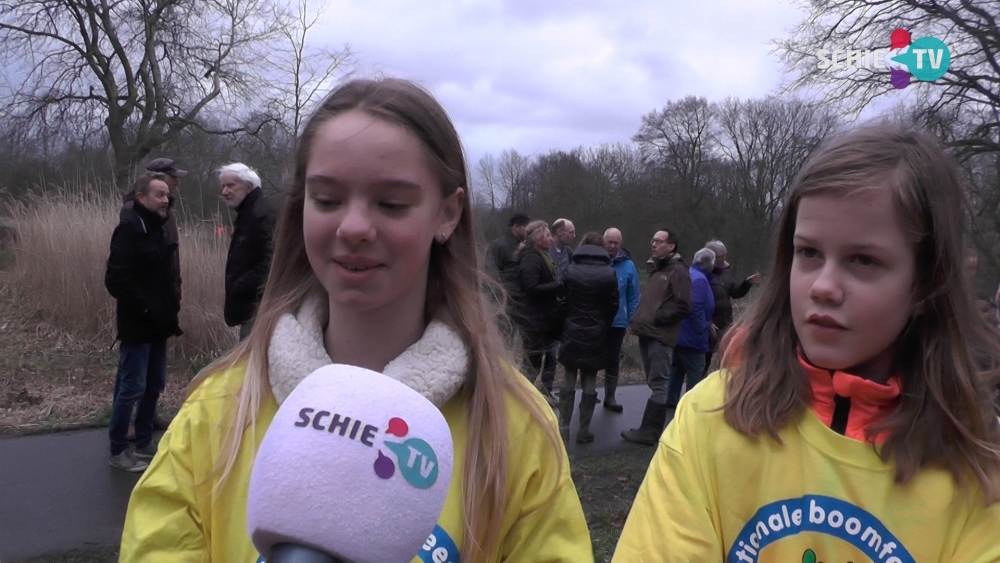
[{"xmin": 5, "ymin": 187, "xmax": 236, "ymax": 360}]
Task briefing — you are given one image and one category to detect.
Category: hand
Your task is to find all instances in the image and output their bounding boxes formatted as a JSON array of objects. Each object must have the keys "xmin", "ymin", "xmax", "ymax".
[
  {"xmin": 747, "ymin": 273, "xmax": 762, "ymax": 285},
  {"xmin": 710, "ymin": 323, "xmax": 718, "ymax": 338}
]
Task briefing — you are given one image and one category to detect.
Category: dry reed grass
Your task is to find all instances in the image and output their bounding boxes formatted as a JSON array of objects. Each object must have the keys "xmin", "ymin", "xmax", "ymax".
[
  {"xmin": 0, "ymin": 187, "xmax": 236, "ymax": 434},
  {"xmin": 5, "ymin": 188, "xmax": 237, "ymax": 359}
]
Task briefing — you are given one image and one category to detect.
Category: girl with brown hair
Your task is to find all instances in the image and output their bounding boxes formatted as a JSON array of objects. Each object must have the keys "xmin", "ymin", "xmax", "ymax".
[
  {"xmin": 120, "ymin": 78, "xmax": 593, "ymax": 562},
  {"xmin": 614, "ymin": 125, "xmax": 1000, "ymax": 562}
]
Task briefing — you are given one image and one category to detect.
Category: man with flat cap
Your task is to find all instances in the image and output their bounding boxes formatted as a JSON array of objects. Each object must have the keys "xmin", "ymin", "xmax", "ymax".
[{"xmin": 120, "ymin": 157, "xmax": 186, "ymax": 433}]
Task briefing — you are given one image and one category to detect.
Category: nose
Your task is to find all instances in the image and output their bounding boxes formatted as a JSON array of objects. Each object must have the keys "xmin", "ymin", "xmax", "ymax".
[
  {"xmin": 808, "ymin": 262, "xmax": 844, "ymax": 305},
  {"xmin": 336, "ymin": 200, "xmax": 376, "ymax": 244}
]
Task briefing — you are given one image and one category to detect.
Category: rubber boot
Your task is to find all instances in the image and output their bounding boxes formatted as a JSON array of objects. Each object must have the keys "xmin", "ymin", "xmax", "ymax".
[
  {"xmin": 603, "ymin": 376, "xmax": 623, "ymax": 413},
  {"xmin": 558, "ymin": 390, "xmax": 575, "ymax": 441},
  {"xmin": 576, "ymin": 393, "xmax": 598, "ymax": 443},
  {"xmin": 620, "ymin": 399, "xmax": 669, "ymax": 446}
]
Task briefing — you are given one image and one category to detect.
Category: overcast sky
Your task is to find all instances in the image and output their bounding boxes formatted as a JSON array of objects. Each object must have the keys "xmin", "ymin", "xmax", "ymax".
[{"xmin": 316, "ymin": 0, "xmax": 814, "ymax": 166}]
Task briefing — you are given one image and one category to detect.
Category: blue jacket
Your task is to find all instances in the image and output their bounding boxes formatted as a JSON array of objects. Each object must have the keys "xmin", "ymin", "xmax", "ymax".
[
  {"xmin": 677, "ymin": 264, "xmax": 715, "ymax": 353},
  {"xmin": 611, "ymin": 248, "xmax": 640, "ymax": 328}
]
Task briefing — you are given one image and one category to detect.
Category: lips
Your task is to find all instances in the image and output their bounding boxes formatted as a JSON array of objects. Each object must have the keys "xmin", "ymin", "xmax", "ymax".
[
  {"xmin": 333, "ymin": 256, "xmax": 382, "ymax": 272},
  {"xmin": 806, "ymin": 314, "xmax": 847, "ymax": 329}
]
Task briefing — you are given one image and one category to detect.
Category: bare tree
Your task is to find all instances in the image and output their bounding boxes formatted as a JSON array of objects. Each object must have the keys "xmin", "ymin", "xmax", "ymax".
[
  {"xmin": 498, "ymin": 149, "xmax": 532, "ymax": 210},
  {"xmin": 475, "ymin": 153, "xmax": 503, "ymax": 211},
  {"xmin": 633, "ymin": 96, "xmax": 717, "ymax": 197},
  {"xmin": 270, "ymin": 0, "xmax": 352, "ymax": 138},
  {"xmin": 777, "ymin": 0, "xmax": 1000, "ymax": 156},
  {"xmin": 717, "ymin": 97, "xmax": 838, "ymax": 224},
  {"xmin": 0, "ymin": 0, "xmax": 339, "ymax": 189}
]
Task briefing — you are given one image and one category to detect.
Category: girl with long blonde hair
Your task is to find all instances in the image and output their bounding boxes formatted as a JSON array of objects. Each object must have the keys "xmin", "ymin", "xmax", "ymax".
[{"xmin": 120, "ymin": 78, "xmax": 593, "ymax": 563}]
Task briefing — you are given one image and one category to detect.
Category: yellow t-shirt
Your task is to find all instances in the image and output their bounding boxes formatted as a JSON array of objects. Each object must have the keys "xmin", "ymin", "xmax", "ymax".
[
  {"xmin": 613, "ymin": 372, "xmax": 1000, "ymax": 563},
  {"xmin": 120, "ymin": 365, "xmax": 593, "ymax": 562}
]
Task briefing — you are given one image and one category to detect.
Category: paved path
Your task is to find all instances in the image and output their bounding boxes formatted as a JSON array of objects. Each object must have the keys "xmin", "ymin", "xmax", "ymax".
[{"xmin": 0, "ymin": 384, "xmax": 663, "ymax": 561}]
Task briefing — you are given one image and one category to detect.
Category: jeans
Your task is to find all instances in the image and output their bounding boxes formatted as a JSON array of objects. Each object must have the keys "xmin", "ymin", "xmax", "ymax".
[
  {"xmin": 561, "ymin": 367, "xmax": 598, "ymax": 396},
  {"xmin": 638, "ymin": 337, "xmax": 673, "ymax": 405},
  {"xmin": 605, "ymin": 327, "xmax": 628, "ymax": 380},
  {"xmin": 109, "ymin": 340, "xmax": 167, "ymax": 455},
  {"xmin": 666, "ymin": 346, "xmax": 707, "ymax": 406},
  {"xmin": 542, "ymin": 339, "xmax": 559, "ymax": 391}
]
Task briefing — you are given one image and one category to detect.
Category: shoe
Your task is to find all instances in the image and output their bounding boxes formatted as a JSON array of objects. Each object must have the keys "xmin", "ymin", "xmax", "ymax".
[
  {"xmin": 110, "ymin": 450, "xmax": 149, "ymax": 473},
  {"xmin": 620, "ymin": 399, "xmax": 669, "ymax": 446},
  {"xmin": 134, "ymin": 441, "xmax": 158, "ymax": 460},
  {"xmin": 153, "ymin": 414, "xmax": 171, "ymax": 431},
  {"xmin": 576, "ymin": 393, "xmax": 598, "ymax": 444},
  {"xmin": 603, "ymin": 376, "xmax": 624, "ymax": 413}
]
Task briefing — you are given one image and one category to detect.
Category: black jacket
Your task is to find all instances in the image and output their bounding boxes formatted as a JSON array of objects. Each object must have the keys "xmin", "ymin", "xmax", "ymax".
[
  {"xmin": 121, "ymin": 189, "xmax": 182, "ymax": 302},
  {"xmin": 512, "ymin": 246, "xmax": 563, "ymax": 336},
  {"xmin": 558, "ymin": 245, "xmax": 620, "ymax": 371},
  {"xmin": 486, "ymin": 231, "xmax": 522, "ymax": 297},
  {"xmin": 225, "ymin": 188, "xmax": 278, "ymax": 327},
  {"xmin": 709, "ymin": 265, "xmax": 753, "ymax": 330},
  {"xmin": 105, "ymin": 202, "xmax": 183, "ymax": 344},
  {"xmin": 708, "ymin": 264, "xmax": 754, "ymax": 352}
]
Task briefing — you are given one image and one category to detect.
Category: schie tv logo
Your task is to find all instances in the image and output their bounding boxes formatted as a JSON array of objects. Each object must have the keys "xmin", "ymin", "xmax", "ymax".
[
  {"xmin": 816, "ymin": 28, "xmax": 951, "ymax": 89},
  {"xmin": 293, "ymin": 409, "xmax": 440, "ymax": 489}
]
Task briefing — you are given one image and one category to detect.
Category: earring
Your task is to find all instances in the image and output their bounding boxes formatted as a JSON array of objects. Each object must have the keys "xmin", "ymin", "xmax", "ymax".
[{"xmin": 438, "ymin": 232, "xmax": 447, "ymax": 244}]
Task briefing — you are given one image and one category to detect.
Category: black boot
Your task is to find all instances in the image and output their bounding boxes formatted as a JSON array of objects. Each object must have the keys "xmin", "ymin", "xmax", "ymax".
[
  {"xmin": 621, "ymin": 399, "xmax": 668, "ymax": 446},
  {"xmin": 603, "ymin": 376, "xmax": 623, "ymax": 413},
  {"xmin": 558, "ymin": 390, "xmax": 575, "ymax": 441},
  {"xmin": 576, "ymin": 393, "xmax": 598, "ymax": 443}
]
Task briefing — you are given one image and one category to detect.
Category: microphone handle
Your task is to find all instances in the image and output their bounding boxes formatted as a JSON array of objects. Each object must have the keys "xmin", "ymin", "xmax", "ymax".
[{"xmin": 268, "ymin": 543, "xmax": 348, "ymax": 563}]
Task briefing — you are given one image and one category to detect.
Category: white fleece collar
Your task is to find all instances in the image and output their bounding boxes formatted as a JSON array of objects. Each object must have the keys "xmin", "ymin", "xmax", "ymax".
[{"xmin": 267, "ymin": 295, "xmax": 468, "ymax": 407}]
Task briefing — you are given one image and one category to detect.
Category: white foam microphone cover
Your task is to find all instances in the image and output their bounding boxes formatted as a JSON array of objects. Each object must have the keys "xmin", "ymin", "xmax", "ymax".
[{"xmin": 247, "ymin": 364, "xmax": 454, "ymax": 563}]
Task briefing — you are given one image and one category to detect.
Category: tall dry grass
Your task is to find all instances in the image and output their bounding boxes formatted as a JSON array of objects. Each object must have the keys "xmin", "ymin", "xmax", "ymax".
[{"xmin": 5, "ymin": 188, "xmax": 237, "ymax": 360}]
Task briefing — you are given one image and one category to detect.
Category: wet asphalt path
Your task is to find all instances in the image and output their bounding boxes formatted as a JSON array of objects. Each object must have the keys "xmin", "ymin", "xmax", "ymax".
[{"xmin": 0, "ymin": 384, "xmax": 665, "ymax": 561}]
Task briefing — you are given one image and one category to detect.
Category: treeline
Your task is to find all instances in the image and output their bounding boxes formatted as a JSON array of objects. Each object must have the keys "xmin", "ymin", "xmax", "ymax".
[
  {"xmin": 2, "ymin": 93, "xmax": 999, "ymax": 296},
  {"xmin": 475, "ymin": 96, "xmax": 837, "ymax": 273},
  {"xmin": 472, "ymin": 95, "xmax": 1000, "ymax": 297}
]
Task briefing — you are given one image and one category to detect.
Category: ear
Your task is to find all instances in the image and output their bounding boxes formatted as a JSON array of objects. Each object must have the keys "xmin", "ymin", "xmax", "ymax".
[{"xmin": 437, "ymin": 187, "xmax": 464, "ymax": 241}]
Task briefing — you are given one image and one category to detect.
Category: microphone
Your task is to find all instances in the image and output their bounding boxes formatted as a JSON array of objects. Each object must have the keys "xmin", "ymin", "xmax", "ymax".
[{"xmin": 247, "ymin": 364, "xmax": 455, "ymax": 563}]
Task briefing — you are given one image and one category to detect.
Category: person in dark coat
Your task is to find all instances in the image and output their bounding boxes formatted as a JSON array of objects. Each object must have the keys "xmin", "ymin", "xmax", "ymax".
[
  {"xmin": 104, "ymin": 172, "xmax": 184, "ymax": 472},
  {"xmin": 121, "ymin": 158, "xmax": 186, "ymax": 305},
  {"xmin": 621, "ymin": 227, "xmax": 692, "ymax": 446},
  {"xmin": 511, "ymin": 220, "xmax": 562, "ymax": 404},
  {"xmin": 557, "ymin": 232, "xmax": 619, "ymax": 443},
  {"xmin": 704, "ymin": 239, "xmax": 761, "ymax": 374},
  {"xmin": 485, "ymin": 212, "xmax": 530, "ymax": 344},
  {"xmin": 486, "ymin": 212, "xmax": 530, "ymax": 294},
  {"xmin": 218, "ymin": 163, "xmax": 278, "ymax": 340}
]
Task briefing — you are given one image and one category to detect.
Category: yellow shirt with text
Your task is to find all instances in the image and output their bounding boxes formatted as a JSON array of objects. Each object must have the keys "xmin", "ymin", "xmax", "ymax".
[
  {"xmin": 120, "ymin": 365, "xmax": 593, "ymax": 563},
  {"xmin": 612, "ymin": 372, "xmax": 1000, "ymax": 563}
]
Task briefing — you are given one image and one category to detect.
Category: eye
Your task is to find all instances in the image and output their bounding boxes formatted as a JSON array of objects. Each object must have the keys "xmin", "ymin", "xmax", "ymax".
[
  {"xmin": 311, "ymin": 197, "xmax": 339, "ymax": 209},
  {"xmin": 379, "ymin": 202, "xmax": 409, "ymax": 211},
  {"xmin": 853, "ymin": 254, "xmax": 878, "ymax": 267},
  {"xmin": 795, "ymin": 246, "xmax": 819, "ymax": 259}
]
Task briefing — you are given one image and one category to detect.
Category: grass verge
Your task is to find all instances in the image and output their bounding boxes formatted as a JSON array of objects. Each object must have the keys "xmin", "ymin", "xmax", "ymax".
[{"xmin": 573, "ymin": 446, "xmax": 656, "ymax": 562}]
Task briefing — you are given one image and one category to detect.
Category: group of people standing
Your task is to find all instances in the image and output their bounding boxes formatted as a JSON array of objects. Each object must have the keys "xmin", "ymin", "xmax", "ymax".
[
  {"xmin": 103, "ymin": 159, "xmax": 276, "ymax": 472},
  {"xmin": 486, "ymin": 215, "xmax": 761, "ymax": 445}
]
